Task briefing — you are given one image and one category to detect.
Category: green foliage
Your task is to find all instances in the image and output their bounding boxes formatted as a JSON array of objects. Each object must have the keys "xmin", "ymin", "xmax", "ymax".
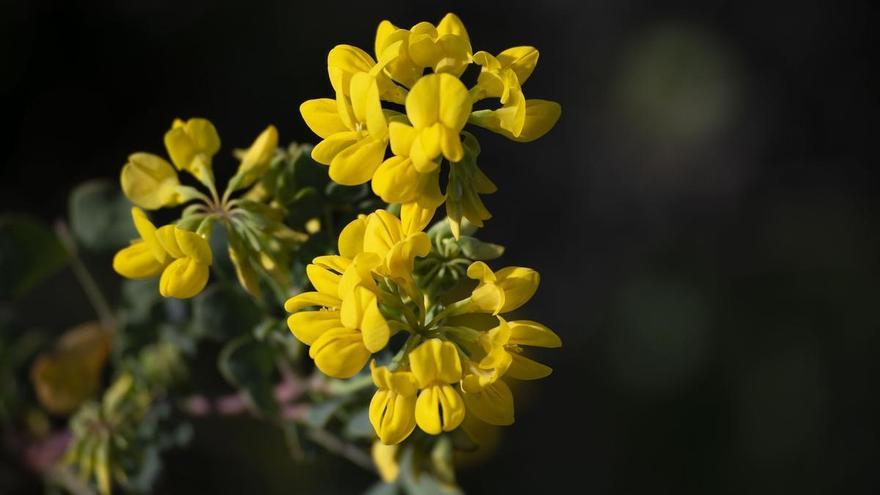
[
  {"xmin": 68, "ymin": 179, "xmax": 136, "ymax": 251},
  {"xmin": 0, "ymin": 215, "xmax": 68, "ymax": 298}
]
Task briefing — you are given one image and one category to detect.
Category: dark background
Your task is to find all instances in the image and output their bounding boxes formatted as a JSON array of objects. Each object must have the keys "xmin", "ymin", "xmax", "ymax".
[{"xmin": 2, "ymin": 0, "xmax": 878, "ymax": 493}]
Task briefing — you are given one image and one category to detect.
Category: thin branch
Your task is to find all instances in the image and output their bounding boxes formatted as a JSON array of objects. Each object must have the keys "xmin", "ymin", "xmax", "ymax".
[{"xmin": 54, "ymin": 221, "xmax": 116, "ymax": 331}]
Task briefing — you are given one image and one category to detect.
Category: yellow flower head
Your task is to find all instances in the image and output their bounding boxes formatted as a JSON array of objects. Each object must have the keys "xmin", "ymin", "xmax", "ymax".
[
  {"xmin": 409, "ymin": 338, "xmax": 466, "ymax": 435},
  {"xmin": 113, "ymin": 207, "xmax": 212, "ymax": 299},
  {"xmin": 120, "ymin": 153, "xmax": 183, "ymax": 210},
  {"xmin": 163, "ymin": 117, "xmax": 221, "ymax": 186},
  {"xmin": 369, "ymin": 361, "xmax": 418, "ymax": 445},
  {"xmin": 466, "ymin": 261, "xmax": 540, "ymax": 314},
  {"xmin": 301, "ymin": 13, "xmax": 561, "ymax": 238}
]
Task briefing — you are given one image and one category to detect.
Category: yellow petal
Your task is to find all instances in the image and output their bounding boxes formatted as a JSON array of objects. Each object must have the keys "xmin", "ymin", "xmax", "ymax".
[
  {"xmin": 439, "ymin": 126, "xmax": 463, "ymax": 163},
  {"xmin": 112, "ymin": 242, "xmax": 165, "ymax": 279},
  {"xmin": 495, "ymin": 266, "xmax": 540, "ymax": 313},
  {"xmin": 437, "ymin": 73, "xmax": 472, "ymax": 130},
  {"xmin": 120, "ymin": 153, "xmax": 181, "ymax": 210},
  {"xmin": 385, "ymin": 233, "xmax": 430, "ymax": 281},
  {"xmin": 470, "ymin": 99, "xmax": 561, "ymax": 142},
  {"xmin": 158, "ymin": 258, "xmax": 209, "ymax": 299},
  {"xmin": 312, "ymin": 255, "xmax": 351, "ymax": 274},
  {"xmin": 306, "ymin": 264, "xmax": 341, "ymax": 297},
  {"xmin": 174, "ymin": 228, "xmax": 212, "ymax": 264},
  {"xmin": 372, "ymin": 156, "xmax": 421, "ymax": 204},
  {"xmin": 338, "ymin": 215, "xmax": 367, "ymax": 259},
  {"xmin": 409, "ymin": 339, "xmax": 462, "ymax": 387},
  {"xmin": 300, "ymin": 99, "xmax": 350, "ymax": 138},
  {"xmin": 284, "ymin": 291, "xmax": 341, "ymax": 313},
  {"xmin": 339, "ymin": 286, "xmax": 389, "ymax": 352},
  {"xmin": 329, "ymin": 136, "xmax": 387, "ymax": 186},
  {"xmin": 287, "ymin": 310, "xmax": 342, "ymax": 345},
  {"xmin": 154, "ymin": 225, "xmax": 183, "ymax": 259},
  {"xmin": 388, "ymin": 121, "xmax": 416, "ymax": 157},
  {"xmin": 415, "ymin": 384, "xmax": 465, "ymax": 434},
  {"xmin": 405, "ymin": 74, "xmax": 440, "ymax": 128},
  {"xmin": 349, "ymin": 72, "xmax": 387, "ymax": 139},
  {"xmin": 372, "ymin": 442, "xmax": 401, "ymax": 481},
  {"xmin": 370, "ymin": 391, "xmax": 417, "ymax": 445},
  {"xmin": 436, "ymin": 13, "xmax": 470, "ymax": 47},
  {"xmin": 363, "ymin": 209, "xmax": 403, "ymax": 259},
  {"xmin": 497, "ymin": 46, "xmax": 539, "ymax": 84},
  {"xmin": 163, "ymin": 118, "xmax": 220, "ymax": 183},
  {"xmin": 309, "ymin": 327, "xmax": 370, "ymax": 378},
  {"xmin": 507, "ymin": 320, "xmax": 562, "ymax": 348},
  {"xmin": 470, "ymin": 283, "xmax": 505, "ymax": 315},
  {"xmin": 400, "ymin": 202, "xmax": 434, "ymax": 235},
  {"xmin": 507, "ymin": 353, "xmax": 552, "ymax": 380},
  {"xmin": 236, "ymin": 125, "xmax": 278, "ymax": 185},
  {"xmin": 462, "ymin": 379, "xmax": 514, "ymax": 426},
  {"xmin": 311, "ymin": 131, "xmax": 359, "ymax": 165},
  {"xmin": 327, "ymin": 45, "xmax": 376, "ymax": 96},
  {"xmin": 131, "ymin": 207, "xmax": 166, "ymax": 263}
]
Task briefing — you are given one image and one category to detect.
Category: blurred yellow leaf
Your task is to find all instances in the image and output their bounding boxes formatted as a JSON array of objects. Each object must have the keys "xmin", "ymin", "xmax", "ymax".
[{"xmin": 31, "ymin": 322, "xmax": 112, "ymax": 415}]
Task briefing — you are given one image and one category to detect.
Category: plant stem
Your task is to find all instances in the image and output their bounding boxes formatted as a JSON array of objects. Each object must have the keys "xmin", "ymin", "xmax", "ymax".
[
  {"xmin": 54, "ymin": 221, "xmax": 116, "ymax": 331},
  {"xmin": 305, "ymin": 427, "xmax": 375, "ymax": 473}
]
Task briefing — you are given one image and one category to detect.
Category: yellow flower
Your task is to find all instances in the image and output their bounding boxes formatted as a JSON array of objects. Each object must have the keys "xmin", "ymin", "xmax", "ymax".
[
  {"xmin": 390, "ymin": 73, "xmax": 472, "ymax": 173},
  {"xmin": 410, "ymin": 339, "xmax": 466, "ymax": 435},
  {"xmin": 327, "ymin": 44, "xmax": 407, "ymax": 104},
  {"xmin": 461, "ymin": 376, "xmax": 515, "ymax": 426},
  {"xmin": 374, "ymin": 13, "xmax": 472, "ymax": 86},
  {"xmin": 475, "ymin": 317, "xmax": 561, "ymax": 381},
  {"xmin": 336, "ymin": 209, "xmax": 432, "ymax": 290},
  {"xmin": 371, "ymin": 121, "xmax": 445, "ymax": 216},
  {"xmin": 285, "ymin": 253, "xmax": 391, "ymax": 378},
  {"xmin": 155, "ymin": 225, "xmax": 213, "ymax": 299},
  {"xmin": 119, "ymin": 153, "xmax": 185, "ymax": 210},
  {"xmin": 231, "ymin": 125, "xmax": 279, "ymax": 190},
  {"xmin": 112, "ymin": 208, "xmax": 212, "ymax": 299},
  {"xmin": 371, "ymin": 441, "xmax": 400, "ymax": 482},
  {"xmin": 300, "ymin": 72, "xmax": 396, "ymax": 186},
  {"xmin": 469, "ymin": 48, "xmax": 562, "ymax": 142},
  {"xmin": 369, "ymin": 361, "xmax": 418, "ymax": 445},
  {"xmin": 466, "ymin": 261, "xmax": 540, "ymax": 315},
  {"xmin": 163, "ymin": 117, "xmax": 221, "ymax": 186}
]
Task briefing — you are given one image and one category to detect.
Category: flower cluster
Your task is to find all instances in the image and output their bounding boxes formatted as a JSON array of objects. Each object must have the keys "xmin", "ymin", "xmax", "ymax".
[
  {"xmin": 300, "ymin": 13, "xmax": 561, "ymax": 238},
  {"xmin": 285, "ymin": 208, "xmax": 560, "ymax": 444},
  {"xmin": 112, "ymin": 118, "xmax": 304, "ymax": 299}
]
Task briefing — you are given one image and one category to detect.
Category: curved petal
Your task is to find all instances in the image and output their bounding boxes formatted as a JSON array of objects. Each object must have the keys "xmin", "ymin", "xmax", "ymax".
[
  {"xmin": 338, "ymin": 215, "xmax": 367, "ymax": 258},
  {"xmin": 497, "ymin": 46, "xmax": 539, "ymax": 84},
  {"xmin": 462, "ymin": 379, "xmax": 514, "ymax": 426},
  {"xmin": 284, "ymin": 291, "xmax": 342, "ymax": 313},
  {"xmin": 287, "ymin": 311, "xmax": 342, "ymax": 346},
  {"xmin": 507, "ymin": 320, "xmax": 562, "ymax": 348},
  {"xmin": 112, "ymin": 242, "xmax": 165, "ymax": 279},
  {"xmin": 415, "ymin": 384, "xmax": 465, "ymax": 434},
  {"xmin": 174, "ymin": 228, "xmax": 212, "ymax": 264},
  {"xmin": 507, "ymin": 353, "xmax": 552, "ymax": 380},
  {"xmin": 120, "ymin": 153, "xmax": 181, "ymax": 210},
  {"xmin": 409, "ymin": 339, "xmax": 462, "ymax": 387},
  {"xmin": 306, "ymin": 264, "xmax": 341, "ymax": 297},
  {"xmin": 370, "ymin": 390, "xmax": 417, "ymax": 445},
  {"xmin": 300, "ymin": 99, "xmax": 350, "ymax": 138},
  {"xmin": 310, "ymin": 327, "xmax": 371, "ymax": 379},
  {"xmin": 311, "ymin": 131, "xmax": 360, "ymax": 165},
  {"xmin": 158, "ymin": 258, "xmax": 209, "ymax": 299},
  {"xmin": 329, "ymin": 136, "xmax": 387, "ymax": 186}
]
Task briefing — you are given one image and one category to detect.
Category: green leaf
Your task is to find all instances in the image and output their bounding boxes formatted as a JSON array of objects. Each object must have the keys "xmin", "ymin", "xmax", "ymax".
[
  {"xmin": 68, "ymin": 179, "xmax": 137, "ymax": 251},
  {"xmin": 217, "ymin": 335, "xmax": 278, "ymax": 416},
  {"xmin": 191, "ymin": 285, "xmax": 262, "ymax": 341},
  {"xmin": 0, "ymin": 215, "xmax": 68, "ymax": 298},
  {"xmin": 364, "ymin": 482, "xmax": 399, "ymax": 495},
  {"xmin": 302, "ymin": 398, "xmax": 345, "ymax": 429},
  {"xmin": 343, "ymin": 407, "xmax": 374, "ymax": 440},
  {"xmin": 457, "ymin": 236, "xmax": 505, "ymax": 261}
]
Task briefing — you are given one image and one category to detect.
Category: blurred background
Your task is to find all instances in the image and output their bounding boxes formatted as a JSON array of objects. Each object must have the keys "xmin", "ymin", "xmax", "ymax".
[{"xmin": 2, "ymin": 0, "xmax": 877, "ymax": 493}]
